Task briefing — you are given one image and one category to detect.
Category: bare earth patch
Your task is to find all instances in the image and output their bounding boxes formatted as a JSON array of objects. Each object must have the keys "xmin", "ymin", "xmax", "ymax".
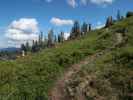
[{"xmin": 49, "ymin": 51, "xmax": 104, "ymax": 100}]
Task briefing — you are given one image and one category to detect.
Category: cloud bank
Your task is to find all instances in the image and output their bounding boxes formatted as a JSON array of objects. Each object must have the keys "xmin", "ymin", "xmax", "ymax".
[
  {"xmin": 89, "ymin": 0, "xmax": 114, "ymax": 5},
  {"xmin": 5, "ymin": 18, "xmax": 39, "ymax": 47},
  {"xmin": 35, "ymin": 0, "xmax": 115, "ymax": 8},
  {"xmin": 95, "ymin": 21, "xmax": 105, "ymax": 29},
  {"xmin": 50, "ymin": 17, "xmax": 74, "ymax": 26},
  {"xmin": 68, "ymin": 0, "xmax": 114, "ymax": 7}
]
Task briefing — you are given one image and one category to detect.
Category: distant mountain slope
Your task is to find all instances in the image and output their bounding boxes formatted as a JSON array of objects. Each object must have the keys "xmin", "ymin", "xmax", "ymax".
[
  {"xmin": 0, "ymin": 47, "xmax": 20, "ymax": 52},
  {"xmin": 0, "ymin": 16, "xmax": 133, "ymax": 100}
]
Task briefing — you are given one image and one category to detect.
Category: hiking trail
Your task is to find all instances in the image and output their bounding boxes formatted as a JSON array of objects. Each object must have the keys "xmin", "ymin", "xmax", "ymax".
[{"xmin": 49, "ymin": 51, "xmax": 106, "ymax": 100}]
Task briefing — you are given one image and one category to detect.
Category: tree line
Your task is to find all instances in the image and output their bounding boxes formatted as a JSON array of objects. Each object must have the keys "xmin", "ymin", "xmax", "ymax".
[
  {"xmin": 21, "ymin": 11, "xmax": 133, "ymax": 55},
  {"xmin": 21, "ymin": 21, "xmax": 92, "ymax": 54}
]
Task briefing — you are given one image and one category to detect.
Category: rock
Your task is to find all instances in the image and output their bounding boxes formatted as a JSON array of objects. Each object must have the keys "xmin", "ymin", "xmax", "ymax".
[{"xmin": 67, "ymin": 87, "xmax": 75, "ymax": 97}]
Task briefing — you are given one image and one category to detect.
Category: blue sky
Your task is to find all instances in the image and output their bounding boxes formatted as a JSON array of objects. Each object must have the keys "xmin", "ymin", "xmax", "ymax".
[{"xmin": 0, "ymin": 0, "xmax": 133, "ymax": 48}]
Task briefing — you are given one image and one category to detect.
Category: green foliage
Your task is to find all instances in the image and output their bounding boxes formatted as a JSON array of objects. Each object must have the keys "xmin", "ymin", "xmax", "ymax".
[
  {"xmin": 112, "ymin": 46, "xmax": 133, "ymax": 67},
  {"xmin": 47, "ymin": 29, "xmax": 55, "ymax": 47},
  {"xmin": 81, "ymin": 22, "xmax": 88, "ymax": 35},
  {"xmin": 105, "ymin": 16, "xmax": 113, "ymax": 28},
  {"xmin": 0, "ymin": 28, "xmax": 98, "ymax": 99},
  {"xmin": 64, "ymin": 16, "xmax": 133, "ymax": 100},
  {"xmin": 70, "ymin": 21, "xmax": 81, "ymax": 39},
  {"xmin": 126, "ymin": 11, "xmax": 133, "ymax": 18},
  {"xmin": 0, "ymin": 16, "xmax": 133, "ymax": 100},
  {"xmin": 58, "ymin": 32, "xmax": 64, "ymax": 43}
]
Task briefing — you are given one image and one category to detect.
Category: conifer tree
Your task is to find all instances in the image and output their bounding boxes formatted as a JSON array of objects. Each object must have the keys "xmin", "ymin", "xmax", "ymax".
[
  {"xmin": 58, "ymin": 34, "xmax": 61, "ymax": 43},
  {"xmin": 117, "ymin": 10, "xmax": 121, "ymax": 21},
  {"xmin": 126, "ymin": 11, "xmax": 133, "ymax": 18},
  {"xmin": 81, "ymin": 22, "xmax": 88, "ymax": 35},
  {"xmin": 31, "ymin": 40, "xmax": 39, "ymax": 52},
  {"xmin": 39, "ymin": 32, "xmax": 43, "ymax": 45},
  {"xmin": 105, "ymin": 16, "xmax": 113, "ymax": 28},
  {"xmin": 38, "ymin": 31, "xmax": 44, "ymax": 49},
  {"xmin": 54, "ymin": 35, "xmax": 57, "ymax": 43},
  {"xmin": 47, "ymin": 29, "xmax": 54, "ymax": 47},
  {"xmin": 60, "ymin": 31, "xmax": 64, "ymax": 43},
  {"xmin": 70, "ymin": 21, "xmax": 81, "ymax": 39},
  {"xmin": 25, "ymin": 41, "xmax": 30, "ymax": 51},
  {"xmin": 21, "ymin": 43, "xmax": 26, "ymax": 52},
  {"xmin": 88, "ymin": 24, "xmax": 91, "ymax": 31}
]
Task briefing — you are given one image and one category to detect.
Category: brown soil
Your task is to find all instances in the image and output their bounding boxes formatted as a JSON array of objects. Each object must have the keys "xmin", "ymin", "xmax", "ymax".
[{"xmin": 49, "ymin": 51, "xmax": 104, "ymax": 100}]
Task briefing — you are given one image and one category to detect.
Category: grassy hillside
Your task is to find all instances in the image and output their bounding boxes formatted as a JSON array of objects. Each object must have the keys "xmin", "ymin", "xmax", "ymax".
[
  {"xmin": 0, "ymin": 16, "xmax": 133, "ymax": 100},
  {"xmin": 65, "ymin": 17, "xmax": 133, "ymax": 100},
  {"xmin": 0, "ymin": 28, "xmax": 101, "ymax": 99}
]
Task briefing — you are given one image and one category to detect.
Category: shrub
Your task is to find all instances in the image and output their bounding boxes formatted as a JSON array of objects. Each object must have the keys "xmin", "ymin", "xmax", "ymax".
[{"xmin": 126, "ymin": 11, "xmax": 133, "ymax": 18}]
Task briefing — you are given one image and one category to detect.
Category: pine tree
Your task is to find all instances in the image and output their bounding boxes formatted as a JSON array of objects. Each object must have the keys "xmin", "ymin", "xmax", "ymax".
[
  {"xmin": 39, "ymin": 32, "xmax": 43, "ymax": 45},
  {"xmin": 88, "ymin": 24, "xmax": 91, "ymax": 31},
  {"xmin": 47, "ymin": 29, "xmax": 54, "ymax": 47},
  {"xmin": 31, "ymin": 40, "xmax": 39, "ymax": 52},
  {"xmin": 126, "ymin": 11, "xmax": 133, "ymax": 18},
  {"xmin": 70, "ymin": 21, "xmax": 81, "ymax": 39},
  {"xmin": 81, "ymin": 22, "xmax": 88, "ymax": 35},
  {"xmin": 117, "ymin": 10, "xmax": 121, "ymax": 21},
  {"xmin": 54, "ymin": 35, "xmax": 57, "ymax": 43},
  {"xmin": 60, "ymin": 31, "xmax": 64, "ymax": 43},
  {"xmin": 21, "ymin": 44, "xmax": 26, "ymax": 52},
  {"xmin": 105, "ymin": 16, "xmax": 113, "ymax": 28},
  {"xmin": 58, "ymin": 34, "xmax": 61, "ymax": 43},
  {"xmin": 25, "ymin": 41, "xmax": 30, "ymax": 51},
  {"xmin": 38, "ymin": 32, "xmax": 43, "ymax": 48}
]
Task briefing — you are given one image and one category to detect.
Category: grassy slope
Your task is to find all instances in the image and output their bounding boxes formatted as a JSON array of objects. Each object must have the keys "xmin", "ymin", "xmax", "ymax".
[
  {"xmin": 66, "ymin": 17, "xmax": 133, "ymax": 100},
  {"xmin": 0, "ymin": 17, "xmax": 133, "ymax": 100},
  {"xmin": 0, "ymin": 28, "xmax": 100, "ymax": 99}
]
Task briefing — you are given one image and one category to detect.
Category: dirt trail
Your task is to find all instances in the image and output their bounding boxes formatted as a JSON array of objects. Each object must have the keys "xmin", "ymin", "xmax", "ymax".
[{"xmin": 49, "ymin": 51, "xmax": 104, "ymax": 100}]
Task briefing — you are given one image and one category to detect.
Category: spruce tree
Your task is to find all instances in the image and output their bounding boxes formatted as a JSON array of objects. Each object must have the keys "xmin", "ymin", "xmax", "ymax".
[
  {"xmin": 25, "ymin": 41, "xmax": 30, "ymax": 51},
  {"xmin": 58, "ymin": 34, "xmax": 61, "ymax": 43},
  {"xmin": 70, "ymin": 20, "xmax": 81, "ymax": 39},
  {"xmin": 47, "ymin": 29, "xmax": 54, "ymax": 47},
  {"xmin": 88, "ymin": 24, "xmax": 91, "ymax": 32},
  {"xmin": 31, "ymin": 40, "xmax": 39, "ymax": 52},
  {"xmin": 126, "ymin": 11, "xmax": 133, "ymax": 18},
  {"xmin": 117, "ymin": 10, "xmax": 121, "ymax": 21},
  {"xmin": 105, "ymin": 16, "xmax": 113, "ymax": 28},
  {"xmin": 54, "ymin": 35, "xmax": 57, "ymax": 43},
  {"xmin": 60, "ymin": 31, "xmax": 64, "ymax": 43},
  {"xmin": 21, "ymin": 44, "xmax": 26, "ymax": 52},
  {"xmin": 39, "ymin": 32, "xmax": 43, "ymax": 48},
  {"xmin": 39, "ymin": 32, "xmax": 43, "ymax": 44},
  {"xmin": 81, "ymin": 22, "xmax": 88, "ymax": 35}
]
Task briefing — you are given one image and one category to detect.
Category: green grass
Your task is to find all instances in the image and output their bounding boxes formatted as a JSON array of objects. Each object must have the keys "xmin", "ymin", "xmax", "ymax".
[
  {"xmin": 0, "ymin": 29, "xmax": 100, "ymax": 100},
  {"xmin": 69, "ymin": 47, "xmax": 133, "ymax": 100},
  {"xmin": 0, "ymin": 16, "xmax": 133, "ymax": 100},
  {"xmin": 65, "ymin": 17, "xmax": 133, "ymax": 100}
]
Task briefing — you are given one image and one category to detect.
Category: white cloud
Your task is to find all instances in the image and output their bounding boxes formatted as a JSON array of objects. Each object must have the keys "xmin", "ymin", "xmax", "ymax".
[
  {"xmin": 64, "ymin": 32, "xmax": 70, "ymax": 40},
  {"xmin": 5, "ymin": 18, "xmax": 39, "ymax": 47},
  {"xmin": 95, "ymin": 21, "xmax": 105, "ymax": 29},
  {"xmin": 50, "ymin": 17, "xmax": 73, "ymax": 26},
  {"xmin": 68, "ymin": 0, "xmax": 114, "ymax": 7},
  {"xmin": 67, "ymin": 0, "xmax": 77, "ymax": 8},
  {"xmin": 33, "ymin": 0, "xmax": 53, "ymax": 3},
  {"xmin": 90, "ymin": 0, "xmax": 114, "ymax": 5}
]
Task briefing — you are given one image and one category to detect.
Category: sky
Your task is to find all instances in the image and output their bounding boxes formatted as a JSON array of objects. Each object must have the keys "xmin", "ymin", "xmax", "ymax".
[{"xmin": 0, "ymin": 0, "xmax": 133, "ymax": 48}]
